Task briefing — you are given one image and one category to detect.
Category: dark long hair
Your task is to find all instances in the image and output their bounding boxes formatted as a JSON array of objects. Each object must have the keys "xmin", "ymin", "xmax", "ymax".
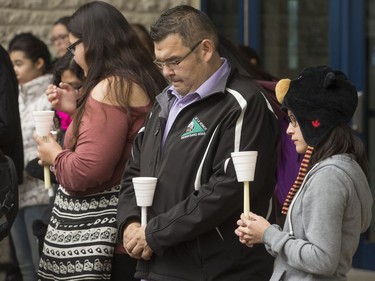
[
  {"xmin": 309, "ymin": 123, "xmax": 369, "ymax": 177},
  {"xmin": 68, "ymin": 1, "xmax": 167, "ymax": 149},
  {"xmin": 0, "ymin": 44, "xmax": 24, "ymax": 183}
]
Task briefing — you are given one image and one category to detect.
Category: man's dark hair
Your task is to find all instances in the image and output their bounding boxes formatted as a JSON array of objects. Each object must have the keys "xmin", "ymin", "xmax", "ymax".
[{"xmin": 150, "ymin": 5, "xmax": 219, "ymax": 49}]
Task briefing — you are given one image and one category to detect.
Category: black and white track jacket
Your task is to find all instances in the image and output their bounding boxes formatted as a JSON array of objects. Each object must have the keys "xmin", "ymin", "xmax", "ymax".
[{"xmin": 118, "ymin": 68, "xmax": 280, "ymax": 281}]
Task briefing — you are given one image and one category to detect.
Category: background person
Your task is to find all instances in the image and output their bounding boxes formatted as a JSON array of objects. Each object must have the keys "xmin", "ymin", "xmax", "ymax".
[
  {"xmin": 131, "ymin": 23, "xmax": 154, "ymax": 59},
  {"xmin": 117, "ymin": 5, "xmax": 279, "ymax": 281},
  {"xmin": 8, "ymin": 32, "xmax": 53, "ymax": 281},
  {"xmin": 51, "ymin": 51, "xmax": 84, "ymax": 144},
  {"xmin": 50, "ymin": 16, "xmax": 71, "ymax": 59},
  {"xmin": 50, "ymin": 16, "xmax": 75, "ymax": 140},
  {"xmin": 0, "ymin": 43, "xmax": 24, "ymax": 281},
  {"xmin": 218, "ymin": 34, "xmax": 301, "ymax": 223},
  {"xmin": 0, "ymin": 43, "xmax": 23, "ymax": 191},
  {"xmin": 26, "ymin": 51, "xmax": 85, "ymax": 256},
  {"xmin": 238, "ymin": 44, "xmax": 260, "ymax": 67},
  {"xmin": 235, "ymin": 65, "xmax": 373, "ymax": 280},
  {"xmin": 35, "ymin": 2, "xmax": 167, "ymax": 280}
]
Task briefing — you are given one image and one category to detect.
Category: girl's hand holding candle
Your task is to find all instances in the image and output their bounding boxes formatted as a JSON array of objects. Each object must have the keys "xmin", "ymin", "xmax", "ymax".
[{"xmin": 231, "ymin": 151, "xmax": 258, "ymax": 219}]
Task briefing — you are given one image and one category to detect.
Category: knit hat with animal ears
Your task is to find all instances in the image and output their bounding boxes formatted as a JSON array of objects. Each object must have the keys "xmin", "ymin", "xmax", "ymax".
[{"xmin": 275, "ymin": 65, "xmax": 358, "ymax": 147}]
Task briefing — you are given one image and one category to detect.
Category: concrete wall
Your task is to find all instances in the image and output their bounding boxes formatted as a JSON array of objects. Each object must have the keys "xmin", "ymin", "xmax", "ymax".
[{"xmin": 0, "ymin": 0, "xmax": 199, "ymax": 55}]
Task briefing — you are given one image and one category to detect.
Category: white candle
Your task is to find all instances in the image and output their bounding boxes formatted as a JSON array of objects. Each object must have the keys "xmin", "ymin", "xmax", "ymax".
[
  {"xmin": 141, "ymin": 206, "xmax": 147, "ymax": 226},
  {"xmin": 244, "ymin": 181, "xmax": 250, "ymax": 218},
  {"xmin": 42, "ymin": 136, "xmax": 52, "ymax": 189}
]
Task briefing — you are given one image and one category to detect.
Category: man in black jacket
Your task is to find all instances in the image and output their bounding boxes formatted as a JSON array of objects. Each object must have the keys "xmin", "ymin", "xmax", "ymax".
[{"xmin": 117, "ymin": 5, "xmax": 279, "ymax": 281}]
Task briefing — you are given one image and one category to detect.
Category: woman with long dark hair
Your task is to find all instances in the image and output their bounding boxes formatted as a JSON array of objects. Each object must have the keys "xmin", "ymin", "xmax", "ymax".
[
  {"xmin": 235, "ymin": 65, "xmax": 373, "ymax": 280},
  {"xmin": 35, "ymin": 1, "xmax": 166, "ymax": 280}
]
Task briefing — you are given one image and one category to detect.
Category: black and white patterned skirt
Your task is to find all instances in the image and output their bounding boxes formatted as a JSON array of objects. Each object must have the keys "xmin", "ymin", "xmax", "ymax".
[{"xmin": 38, "ymin": 185, "xmax": 120, "ymax": 281}]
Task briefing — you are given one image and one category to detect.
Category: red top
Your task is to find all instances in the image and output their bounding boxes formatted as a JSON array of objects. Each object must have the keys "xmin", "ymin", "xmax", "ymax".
[{"xmin": 54, "ymin": 94, "xmax": 151, "ymax": 195}]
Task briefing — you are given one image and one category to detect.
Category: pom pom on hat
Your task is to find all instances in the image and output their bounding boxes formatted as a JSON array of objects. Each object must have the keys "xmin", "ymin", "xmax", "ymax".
[{"xmin": 279, "ymin": 65, "xmax": 358, "ymax": 146}]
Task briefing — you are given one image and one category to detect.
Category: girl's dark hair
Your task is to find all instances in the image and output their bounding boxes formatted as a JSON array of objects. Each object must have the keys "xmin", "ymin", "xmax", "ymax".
[
  {"xmin": 8, "ymin": 32, "xmax": 52, "ymax": 73},
  {"xmin": 52, "ymin": 52, "xmax": 84, "ymax": 86},
  {"xmin": 309, "ymin": 123, "xmax": 369, "ymax": 177},
  {"xmin": 68, "ymin": 1, "xmax": 167, "ymax": 149}
]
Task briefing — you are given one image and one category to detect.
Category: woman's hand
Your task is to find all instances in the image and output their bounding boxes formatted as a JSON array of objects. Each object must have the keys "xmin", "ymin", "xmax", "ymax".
[
  {"xmin": 235, "ymin": 212, "xmax": 271, "ymax": 247},
  {"xmin": 34, "ymin": 131, "xmax": 63, "ymax": 166},
  {"xmin": 46, "ymin": 83, "xmax": 78, "ymax": 116}
]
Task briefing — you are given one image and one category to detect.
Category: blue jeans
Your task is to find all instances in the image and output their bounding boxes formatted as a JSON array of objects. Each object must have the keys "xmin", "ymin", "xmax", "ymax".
[{"xmin": 10, "ymin": 205, "xmax": 49, "ymax": 281}]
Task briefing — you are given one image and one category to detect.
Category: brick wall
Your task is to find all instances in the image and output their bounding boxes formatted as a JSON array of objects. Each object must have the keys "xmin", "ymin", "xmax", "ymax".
[{"xmin": 0, "ymin": 0, "xmax": 198, "ymax": 54}]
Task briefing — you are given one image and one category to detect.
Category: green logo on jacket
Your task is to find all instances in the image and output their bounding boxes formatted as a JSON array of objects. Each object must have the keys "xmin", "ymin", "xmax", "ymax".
[{"xmin": 181, "ymin": 117, "xmax": 207, "ymax": 139}]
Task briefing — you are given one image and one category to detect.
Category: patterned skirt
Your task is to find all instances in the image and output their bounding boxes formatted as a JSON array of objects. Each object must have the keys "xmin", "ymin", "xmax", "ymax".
[{"xmin": 38, "ymin": 185, "xmax": 120, "ymax": 281}]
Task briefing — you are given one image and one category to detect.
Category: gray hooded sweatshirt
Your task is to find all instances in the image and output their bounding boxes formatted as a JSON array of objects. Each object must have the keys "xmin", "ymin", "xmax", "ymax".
[{"xmin": 263, "ymin": 154, "xmax": 373, "ymax": 281}]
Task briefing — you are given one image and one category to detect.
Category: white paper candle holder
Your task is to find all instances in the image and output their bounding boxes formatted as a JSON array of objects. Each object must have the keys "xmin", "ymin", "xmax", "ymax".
[
  {"xmin": 33, "ymin": 111, "xmax": 55, "ymax": 192},
  {"xmin": 231, "ymin": 151, "xmax": 258, "ymax": 217},
  {"xmin": 133, "ymin": 177, "xmax": 157, "ymax": 226}
]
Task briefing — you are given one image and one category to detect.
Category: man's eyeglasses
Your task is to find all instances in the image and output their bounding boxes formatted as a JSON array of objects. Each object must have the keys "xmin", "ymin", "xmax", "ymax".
[
  {"xmin": 67, "ymin": 39, "xmax": 82, "ymax": 55},
  {"xmin": 288, "ymin": 114, "xmax": 298, "ymax": 128},
  {"xmin": 154, "ymin": 40, "xmax": 202, "ymax": 70}
]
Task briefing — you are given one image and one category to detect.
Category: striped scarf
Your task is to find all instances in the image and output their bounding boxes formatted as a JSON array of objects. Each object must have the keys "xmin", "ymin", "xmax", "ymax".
[{"xmin": 281, "ymin": 146, "xmax": 314, "ymax": 215}]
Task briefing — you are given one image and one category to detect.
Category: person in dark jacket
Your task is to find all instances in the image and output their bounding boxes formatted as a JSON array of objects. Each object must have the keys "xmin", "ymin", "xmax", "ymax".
[
  {"xmin": 0, "ymin": 44, "xmax": 23, "ymax": 183},
  {"xmin": 117, "ymin": 5, "xmax": 279, "ymax": 281},
  {"xmin": 0, "ymin": 43, "xmax": 23, "ymax": 281}
]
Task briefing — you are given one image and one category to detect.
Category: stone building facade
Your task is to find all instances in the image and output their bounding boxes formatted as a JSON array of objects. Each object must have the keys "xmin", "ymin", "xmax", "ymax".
[{"xmin": 0, "ymin": 0, "xmax": 199, "ymax": 56}]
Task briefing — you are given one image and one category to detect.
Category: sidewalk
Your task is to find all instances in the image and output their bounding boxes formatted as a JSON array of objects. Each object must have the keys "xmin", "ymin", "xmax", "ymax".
[
  {"xmin": 348, "ymin": 268, "xmax": 375, "ymax": 281},
  {"xmin": 2, "ymin": 235, "xmax": 375, "ymax": 280}
]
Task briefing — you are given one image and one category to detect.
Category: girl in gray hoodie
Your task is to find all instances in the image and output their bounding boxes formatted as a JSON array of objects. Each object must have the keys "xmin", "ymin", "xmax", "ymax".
[{"xmin": 235, "ymin": 65, "xmax": 373, "ymax": 281}]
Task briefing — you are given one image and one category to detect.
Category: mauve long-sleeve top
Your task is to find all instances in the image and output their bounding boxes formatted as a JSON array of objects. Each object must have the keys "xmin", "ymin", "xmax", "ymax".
[{"xmin": 54, "ymin": 94, "xmax": 150, "ymax": 195}]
